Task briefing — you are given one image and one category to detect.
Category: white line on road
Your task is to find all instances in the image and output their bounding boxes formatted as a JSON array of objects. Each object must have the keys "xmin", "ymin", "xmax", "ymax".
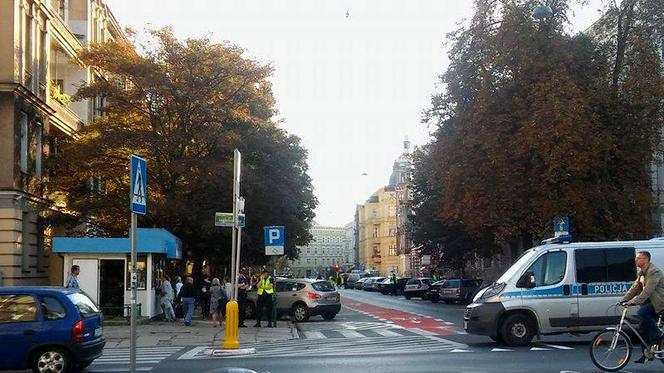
[
  {"xmin": 491, "ymin": 348, "xmax": 513, "ymax": 352},
  {"xmin": 177, "ymin": 346, "xmax": 208, "ymax": 360},
  {"xmin": 303, "ymin": 331, "xmax": 327, "ymax": 339},
  {"xmin": 450, "ymin": 349, "xmax": 472, "ymax": 353},
  {"xmin": 372, "ymin": 329, "xmax": 403, "ymax": 337},
  {"xmin": 542, "ymin": 344, "xmax": 574, "ymax": 350},
  {"xmin": 337, "ymin": 330, "xmax": 366, "ymax": 338},
  {"xmin": 530, "ymin": 347, "xmax": 553, "ymax": 351}
]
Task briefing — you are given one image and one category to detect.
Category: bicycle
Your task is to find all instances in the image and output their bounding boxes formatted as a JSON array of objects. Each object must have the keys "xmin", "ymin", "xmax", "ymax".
[{"xmin": 589, "ymin": 302, "xmax": 664, "ymax": 372}]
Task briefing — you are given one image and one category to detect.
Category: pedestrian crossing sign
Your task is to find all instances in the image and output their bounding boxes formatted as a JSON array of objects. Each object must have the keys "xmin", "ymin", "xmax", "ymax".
[{"xmin": 130, "ymin": 155, "xmax": 147, "ymax": 214}]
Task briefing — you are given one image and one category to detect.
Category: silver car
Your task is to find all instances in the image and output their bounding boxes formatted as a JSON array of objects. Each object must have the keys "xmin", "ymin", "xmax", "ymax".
[{"xmin": 246, "ymin": 278, "xmax": 341, "ymax": 322}]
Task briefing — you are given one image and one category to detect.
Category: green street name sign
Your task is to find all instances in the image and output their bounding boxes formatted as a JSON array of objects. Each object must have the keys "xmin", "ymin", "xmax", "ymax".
[{"xmin": 215, "ymin": 212, "xmax": 245, "ymax": 228}]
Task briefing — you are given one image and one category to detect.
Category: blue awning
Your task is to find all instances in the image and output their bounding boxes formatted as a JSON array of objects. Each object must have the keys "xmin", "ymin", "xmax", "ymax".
[{"xmin": 52, "ymin": 228, "xmax": 182, "ymax": 259}]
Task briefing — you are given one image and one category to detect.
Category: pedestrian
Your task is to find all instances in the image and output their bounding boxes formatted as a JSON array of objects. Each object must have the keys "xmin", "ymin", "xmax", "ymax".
[
  {"xmin": 160, "ymin": 275, "xmax": 176, "ymax": 322},
  {"xmin": 209, "ymin": 278, "xmax": 225, "ymax": 327},
  {"xmin": 390, "ymin": 273, "xmax": 398, "ymax": 296},
  {"xmin": 237, "ymin": 269, "xmax": 250, "ymax": 328},
  {"xmin": 65, "ymin": 265, "xmax": 81, "ymax": 289},
  {"xmin": 198, "ymin": 273, "xmax": 212, "ymax": 320},
  {"xmin": 175, "ymin": 276, "xmax": 183, "ymax": 298},
  {"xmin": 224, "ymin": 277, "xmax": 233, "ymax": 300},
  {"xmin": 178, "ymin": 277, "xmax": 196, "ymax": 326},
  {"xmin": 254, "ymin": 269, "xmax": 274, "ymax": 328}
]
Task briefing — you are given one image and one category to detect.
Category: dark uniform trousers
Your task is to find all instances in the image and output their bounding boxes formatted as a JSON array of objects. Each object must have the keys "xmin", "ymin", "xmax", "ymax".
[{"xmin": 255, "ymin": 293, "xmax": 273, "ymax": 325}]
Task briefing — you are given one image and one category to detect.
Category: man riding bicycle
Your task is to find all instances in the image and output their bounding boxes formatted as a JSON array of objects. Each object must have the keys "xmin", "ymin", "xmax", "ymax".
[{"xmin": 621, "ymin": 250, "xmax": 664, "ymax": 363}]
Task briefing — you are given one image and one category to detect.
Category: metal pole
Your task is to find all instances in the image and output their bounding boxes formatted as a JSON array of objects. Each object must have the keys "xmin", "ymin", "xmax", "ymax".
[
  {"xmin": 130, "ymin": 212, "xmax": 137, "ymax": 373},
  {"xmin": 234, "ymin": 225, "xmax": 242, "ymax": 300},
  {"xmin": 231, "ymin": 149, "xmax": 241, "ymax": 300}
]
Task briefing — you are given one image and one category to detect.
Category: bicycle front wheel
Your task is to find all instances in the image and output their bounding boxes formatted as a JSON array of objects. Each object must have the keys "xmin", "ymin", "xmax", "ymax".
[{"xmin": 590, "ymin": 329, "xmax": 632, "ymax": 372}]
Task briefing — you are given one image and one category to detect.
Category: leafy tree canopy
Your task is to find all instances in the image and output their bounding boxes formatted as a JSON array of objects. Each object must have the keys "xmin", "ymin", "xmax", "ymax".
[{"xmin": 48, "ymin": 28, "xmax": 317, "ymax": 268}]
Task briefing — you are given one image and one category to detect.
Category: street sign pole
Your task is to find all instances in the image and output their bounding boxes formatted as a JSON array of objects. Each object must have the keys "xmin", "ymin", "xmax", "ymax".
[
  {"xmin": 129, "ymin": 212, "xmax": 137, "ymax": 373},
  {"xmin": 129, "ymin": 155, "xmax": 146, "ymax": 373},
  {"xmin": 223, "ymin": 149, "xmax": 241, "ymax": 350}
]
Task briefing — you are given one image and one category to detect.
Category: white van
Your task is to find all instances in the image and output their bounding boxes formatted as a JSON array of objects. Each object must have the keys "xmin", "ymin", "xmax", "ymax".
[{"xmin": 464, "ymin": 235, "xmax": 664, "ymax": 346}]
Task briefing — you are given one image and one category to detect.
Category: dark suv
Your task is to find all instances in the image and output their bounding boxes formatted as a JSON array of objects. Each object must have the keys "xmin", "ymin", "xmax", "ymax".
[
  {"xmin": 426, "ymin": 280, "xmax": 448, "ymax": 303},
  {"xmin": 438, "ymin": 279, "xmax": 483, "ymax": 304},
  {"xmin": 0, "ymin": 287, "xmax": 105, "ymax": 372}
]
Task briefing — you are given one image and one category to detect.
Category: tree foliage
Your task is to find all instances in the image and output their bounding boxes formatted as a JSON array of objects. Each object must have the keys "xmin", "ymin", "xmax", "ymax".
[
  {"xmin": 47, "ymin": 28, "xmax": 317, "ymax": 267},
  {"xmin": 411, "ymin": 0, "xmax": 663, "ymax": 269}
]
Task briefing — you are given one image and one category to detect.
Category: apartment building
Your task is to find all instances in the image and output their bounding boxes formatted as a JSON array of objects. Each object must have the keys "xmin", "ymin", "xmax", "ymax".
[
  {"xmin": 0, "ymin": 0, "xmax": 123, "ymax": 285},
  {"xmin": 290, "ymin": 223, "xmax": 352, "ymax": 278}
]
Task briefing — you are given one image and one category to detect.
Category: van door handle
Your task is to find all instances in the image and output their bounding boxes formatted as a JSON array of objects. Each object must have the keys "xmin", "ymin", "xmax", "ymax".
[
  {"xmin": 581, "ymin": 284, "xmax": 588, "ymax": 295},
  {"xmin": 563, "ymin": 285, "xmax": 570, "ymax": 296},
  {"xmin": 24, "ymin": 329, "xmax": 35, "ymax": 336}
]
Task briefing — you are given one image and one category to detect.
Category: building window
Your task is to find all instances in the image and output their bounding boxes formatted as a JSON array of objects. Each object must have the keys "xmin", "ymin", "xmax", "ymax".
[
  {"xmin": 388, "ymin": 226, "xmax": 397, "ymax": 237},
  {"xmin": 372, "ymin": 225, "xmax": 379, "ymax": 238},
  {"xmin": 34, "ymin": 123, "xmax": 42, "ymax": 178},
  {"xmin": 21, "ymin": 212, "xmax": 31, "ymax": 272},
  {"xmin": 389, "ymin": 246, "xmax": 397, "ymax": 256}
]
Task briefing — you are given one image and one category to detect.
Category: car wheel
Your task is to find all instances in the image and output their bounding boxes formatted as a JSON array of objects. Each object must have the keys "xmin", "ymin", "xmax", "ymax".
[
  {"xmin": 32, "ymin": 347, "xmax": 71, "ymax": 373},
  {"xmin": 245, "ymin": 301, "xmax": 256, "ymax": 320},
  {"xmin": 405, "ymin": 294, "xmax": 411, "ymax": 300},
  {"xmin": 501, "ymin": 314, "xmax": 536, "ymax": 347},
  {"xmin": 292, "ymin": 303, "xmax": 310, "ymax": 322},
  {"xmin": 321, "ymin": 312, "xmax": 336, "ymax": 320}
]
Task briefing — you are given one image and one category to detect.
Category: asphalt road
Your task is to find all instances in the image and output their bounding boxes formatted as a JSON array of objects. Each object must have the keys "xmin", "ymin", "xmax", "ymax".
[{"xmin": 80, "ymin": 288, "xmax": 664, "ymax": 373}]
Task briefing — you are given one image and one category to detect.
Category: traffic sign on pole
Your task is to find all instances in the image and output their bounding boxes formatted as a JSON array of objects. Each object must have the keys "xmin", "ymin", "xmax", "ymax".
[
  {"xmin": 264, "ymin": 226, "xmax": 285, "ymax": 255},
  {"xmin": 215, "ymin": 212, "xmax": 245, "ymax": 227},
  {"xmin": 130, "ymin": 155, "xmax": 147, "ymax": 215}
]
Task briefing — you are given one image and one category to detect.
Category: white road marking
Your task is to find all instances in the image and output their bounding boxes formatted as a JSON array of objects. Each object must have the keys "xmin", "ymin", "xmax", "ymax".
[
  {"xmin": 372, "ymin": 328, "xmax": 403, "ymax": 337},
  {"xmin": 542, "ymin": 343, "xmax": 574, "ymax": 350},
  {"xmin": 530, "ymin": 347, "xmax": 553, "ymax": 351},
  {"xmin": 303, "ymin": 331, "xmax": 327, "ymax": 339},
  {"xmin": 337, "ymin": 330, "xmax": 366, "ymax": 338}
]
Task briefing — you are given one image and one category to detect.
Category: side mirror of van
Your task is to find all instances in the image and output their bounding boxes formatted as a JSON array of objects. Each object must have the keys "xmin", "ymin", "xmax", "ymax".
[{"xmin": 517, "ymin": 271, "xmax": 536, "ymax": 289}]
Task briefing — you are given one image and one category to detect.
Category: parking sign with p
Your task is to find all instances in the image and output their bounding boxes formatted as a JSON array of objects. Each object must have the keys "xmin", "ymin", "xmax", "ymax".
[{"xmin": 264, "ymin": 226, "xmax": 285, "ymax": 255}]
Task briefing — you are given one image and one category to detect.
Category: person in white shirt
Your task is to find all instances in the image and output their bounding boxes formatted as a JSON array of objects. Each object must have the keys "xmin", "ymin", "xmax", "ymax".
[{"xmin": 66, "ymin": 265, "xmax": 80, "ymax": 289}]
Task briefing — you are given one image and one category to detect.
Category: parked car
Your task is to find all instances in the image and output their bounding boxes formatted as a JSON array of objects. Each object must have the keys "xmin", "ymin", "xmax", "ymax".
[
  {"xmin": 404, "ymin": 278, "xmax": 431, "ymax": 299},
  {"xmin": 377, "ymin": 277, "xmax": 411, "ymax": 295},
  {"xmin": 246, "ymin": 278, "xmax": 341, "ymax": 322},
  {"xmin": 345, "ymin": 271, "xmax": 372, "ymax": 289},
  {"xmin": 354, "ymin": 277, "xmax": 371, "ymax": 290},
  {"xmin": 362, "ymin": 277, "xmax": 386, "ymax": 292},
  {"xmin": 426, "ymin": 280, "xmax": 448, "ymax": 302},
  {"xmin": 438, "ymin": 279, "xmax": 483, "ymax": 304},
  {"xmin": 0, "ymin": 287, "xmax": 105, "ymax": 373}
]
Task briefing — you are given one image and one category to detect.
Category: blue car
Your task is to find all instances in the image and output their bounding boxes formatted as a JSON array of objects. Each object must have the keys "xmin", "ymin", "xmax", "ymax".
[{"xmin": 0, "ymin": 287, "xmax": 105, "ymax": 373}]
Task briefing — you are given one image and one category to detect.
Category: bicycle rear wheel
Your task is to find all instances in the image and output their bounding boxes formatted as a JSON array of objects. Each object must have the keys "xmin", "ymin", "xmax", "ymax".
[{"xmin": 590, "ymin": 330, "xmax": 632, "ymax": 372}]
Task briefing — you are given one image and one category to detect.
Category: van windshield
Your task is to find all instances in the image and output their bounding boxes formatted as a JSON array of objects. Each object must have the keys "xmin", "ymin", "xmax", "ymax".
[{"xmin": 496, "ymin": 249, "xmax": 538, "ymax": 283}]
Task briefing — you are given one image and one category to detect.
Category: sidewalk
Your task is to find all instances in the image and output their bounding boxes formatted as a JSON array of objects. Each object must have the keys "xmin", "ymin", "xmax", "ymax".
[{"xmin": 103, "ymin": 320, "xmax": 299, "ymax": 348}]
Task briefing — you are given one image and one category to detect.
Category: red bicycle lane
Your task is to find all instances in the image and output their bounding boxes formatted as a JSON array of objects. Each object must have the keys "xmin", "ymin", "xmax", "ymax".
[{"xmin": 341, "ymin": 298, "xmax": 463, "ymax": 336}]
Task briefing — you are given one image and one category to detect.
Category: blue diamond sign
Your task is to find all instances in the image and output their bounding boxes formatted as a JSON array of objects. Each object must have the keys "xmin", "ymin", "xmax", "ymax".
[{"xmin": 130, "ymin": 155, "xmax": 147, "ymax": 215}]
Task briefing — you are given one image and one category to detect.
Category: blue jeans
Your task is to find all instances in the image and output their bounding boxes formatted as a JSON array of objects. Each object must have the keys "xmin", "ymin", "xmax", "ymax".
[
  {"xmin": 637, "ymin": 303, "xmax": 660, "ymax": 344},
  {"xmin": 182, "ymin": 297, "xmax": 195, "ymax": 324}
]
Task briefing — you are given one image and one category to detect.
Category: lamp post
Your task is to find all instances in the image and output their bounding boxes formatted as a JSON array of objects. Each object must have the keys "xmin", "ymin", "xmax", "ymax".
[{"xmin": 532, "ymin": 3, "xmax": 553, "ymax": 20}]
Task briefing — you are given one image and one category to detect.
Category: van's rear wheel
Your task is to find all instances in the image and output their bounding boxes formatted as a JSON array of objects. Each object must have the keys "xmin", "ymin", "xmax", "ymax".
[{"xmin": 501, "ymin": 314, "xmax": 535, "ymax": 346}]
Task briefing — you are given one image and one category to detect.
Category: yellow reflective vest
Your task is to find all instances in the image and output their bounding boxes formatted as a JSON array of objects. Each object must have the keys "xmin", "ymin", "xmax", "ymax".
[{"xmin": 257, "ymin": 276, "xmax": 274, "ymax": 295}]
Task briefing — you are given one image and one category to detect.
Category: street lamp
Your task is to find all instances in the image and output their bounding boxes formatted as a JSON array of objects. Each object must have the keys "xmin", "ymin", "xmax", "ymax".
[{"xmin": 532, "ymin": 3, "xmax": 553, "ymax": 20}]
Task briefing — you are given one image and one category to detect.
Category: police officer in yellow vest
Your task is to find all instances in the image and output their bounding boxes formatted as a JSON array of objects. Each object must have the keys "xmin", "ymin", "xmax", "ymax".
[{"xmin": 254, "ymin": 269, "xmax": 275, "ymax": 328}]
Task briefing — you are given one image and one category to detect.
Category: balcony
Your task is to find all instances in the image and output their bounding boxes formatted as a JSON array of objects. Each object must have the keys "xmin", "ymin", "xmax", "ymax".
[{"xmin": 48, "ymin": 94, "xmax": 83, "ymax": 135}]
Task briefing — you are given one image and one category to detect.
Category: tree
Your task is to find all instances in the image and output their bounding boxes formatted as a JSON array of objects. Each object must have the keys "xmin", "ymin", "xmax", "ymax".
[
  {"xmin": 415, "ymin": 0, "xmax": 663, "ymax": 263},
  {"xmin": 47, "ymin": 28, "xmax": 317, "ymax": 268}
]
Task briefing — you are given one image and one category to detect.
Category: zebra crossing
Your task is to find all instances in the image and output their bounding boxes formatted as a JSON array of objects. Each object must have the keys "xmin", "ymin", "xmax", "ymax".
[
  {"xmin": 87, "ymin": 346, "xmax": 183, "ymax": 372},
  {"xmin": 300, "ymin": 325, "xmax": 433, "ymax": 339},
  {"xmin": 178, "ymin": 334, "xmax": 466, "ymax": 359}
]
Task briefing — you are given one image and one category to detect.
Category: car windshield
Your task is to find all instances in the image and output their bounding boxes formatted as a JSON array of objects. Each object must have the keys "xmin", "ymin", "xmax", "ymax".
[
  {"xmin": 311, "ymin": 281, "xmax": 335, "ymax": 292},
  {"xmin": 67, "ymin": 292, "xmax": 100, "ymax": 318},
  {"xmin": 497, "ymin": 249, "xmax": 539, "ymax": 283}
]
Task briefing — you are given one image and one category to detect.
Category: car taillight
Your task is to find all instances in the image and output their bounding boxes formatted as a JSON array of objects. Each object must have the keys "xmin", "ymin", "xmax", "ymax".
[
  {"xmin": 72, "ymin": 320, "xmax": 84, "ymax": 343},
  {"xmin": 456, "ymin": 289, "xmax": 462, "ymax": 296},
  {"xmin": 307, "ymin": 292, "xmax": 321, "ymax": 300}
]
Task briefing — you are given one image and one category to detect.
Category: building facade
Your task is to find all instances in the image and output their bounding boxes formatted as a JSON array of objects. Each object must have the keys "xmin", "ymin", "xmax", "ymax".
[
  {"xmin": 356, "ymin": 186, "xmax": 400, "ymax": 276},
  {"xmin": 0, "ymin": 0, "xmax": 122, "ymax": 286},
  {"xmin": 290, "ymin": 223, "xmax": 353, "ymax": 278}
]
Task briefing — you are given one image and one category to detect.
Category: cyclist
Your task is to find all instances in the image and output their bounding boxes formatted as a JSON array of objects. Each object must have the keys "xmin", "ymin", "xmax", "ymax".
[{"xmin": 621, "ymin": 250, "xmax": 664, "ymax": 363}]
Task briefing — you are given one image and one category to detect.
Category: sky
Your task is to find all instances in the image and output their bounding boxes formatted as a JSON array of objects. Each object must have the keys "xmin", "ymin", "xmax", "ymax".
[{"xmin": 105, "ymin": 0, "xmax": 605, "ymax": 227}]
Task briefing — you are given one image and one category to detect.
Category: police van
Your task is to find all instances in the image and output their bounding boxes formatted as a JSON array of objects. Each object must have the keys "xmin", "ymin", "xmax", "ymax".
[{"xmin": 464, "ymin": 235, "xmax": 664, "ymax": 346}]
